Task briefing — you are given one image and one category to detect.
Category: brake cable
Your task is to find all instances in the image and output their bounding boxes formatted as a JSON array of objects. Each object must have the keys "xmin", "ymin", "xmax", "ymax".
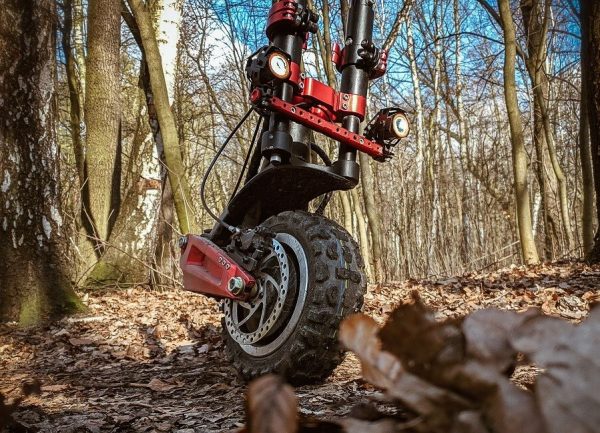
[
  {"xmin": 200, "ymin": 108, "xmax": 255, "ymax": 234},
  {"xmin": 229, "ymin": 119, "xmax": 261, "ymax": 202},
  {"xmin": 309, "ymin": 142, "xmax": 333, "ymax": 215}
]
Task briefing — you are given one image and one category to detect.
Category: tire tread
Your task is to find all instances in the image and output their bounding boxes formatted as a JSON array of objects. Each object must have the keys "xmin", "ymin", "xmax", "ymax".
[{"xmin": 222, "ymin": 210, "xmax": 366, "ymax": 384}]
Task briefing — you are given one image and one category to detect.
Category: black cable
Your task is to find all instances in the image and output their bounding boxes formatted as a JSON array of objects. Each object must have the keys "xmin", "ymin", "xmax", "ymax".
[
  {"xmin": 200, "ymin": 108, "xmax": 254, "ymax": 233},
  {"xmin": 309, "ymin": 142, "xmax": 332, "ymax": 166},
  {"xmin": 229, "ymin": 118, "xmax": 261, "ymax": 203},
  {"xmin": 309, "ymin": 143, "xmax": 333, "ymax": 215}
]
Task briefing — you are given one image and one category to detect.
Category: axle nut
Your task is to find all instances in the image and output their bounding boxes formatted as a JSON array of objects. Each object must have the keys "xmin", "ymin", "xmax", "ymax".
[
  {"xmin": 228, "ymin": 277, "xmax": 245, "ymax": 296},
  {"xmin": 178, "ymin": 236, "xmax": 188, "ymax": 249}
]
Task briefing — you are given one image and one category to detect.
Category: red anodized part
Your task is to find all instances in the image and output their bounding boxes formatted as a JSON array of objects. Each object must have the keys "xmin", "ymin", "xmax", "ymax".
[
  {"xmin": 331, "ymin": 42, "xmax": 343, "ymax": 71},
  {"xmin": 288, "ymin": 61, "xmax": 302, "ymax": 86},
  {"xmin": 299, "ymin": 78, "xmax": 367, "ymax": 120},
  {"xmin": 266, "ymin": 0, "xmax": 299, "ymax": 39},
  {"xmin": 180, "ymin": 235, "xmax": 255, "ymax": 300},
  {"xmin": 335, "ymin": 92, "xmax": 366, "ymax": 119},
  {"xmin": 267, "ymin": 96, "xmax": 384, "ymax": 158}
]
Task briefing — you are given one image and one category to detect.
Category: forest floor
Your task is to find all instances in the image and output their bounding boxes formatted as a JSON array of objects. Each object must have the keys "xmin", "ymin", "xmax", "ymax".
[{"xmin": 1, "ymin": 261, "xmax": 599, "ymax": 433}]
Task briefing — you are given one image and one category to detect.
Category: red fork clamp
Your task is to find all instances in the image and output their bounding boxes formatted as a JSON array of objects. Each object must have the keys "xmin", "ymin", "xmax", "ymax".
[
  {"xmin": 252, "ymin": 90, "xmax": 385, "ymax": 159},
  {"xmin": 179, "ymin": 235, "xmax": 256, "ymax": 300}
]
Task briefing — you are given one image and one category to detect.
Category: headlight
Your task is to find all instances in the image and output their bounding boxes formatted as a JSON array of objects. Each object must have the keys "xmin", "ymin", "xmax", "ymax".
[{"xmin": 391, "ymin": 112, "xmax": 410, "ymax": 139}]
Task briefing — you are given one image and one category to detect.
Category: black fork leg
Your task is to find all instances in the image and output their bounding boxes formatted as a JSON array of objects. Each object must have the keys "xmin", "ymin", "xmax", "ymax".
[
  {"xmin": 261, "ymin": 0, "xmax": 310, "ymax": 166},
  {"xmin": 335, "ymin": 0, "xmax": 375, "ymax": 178}
]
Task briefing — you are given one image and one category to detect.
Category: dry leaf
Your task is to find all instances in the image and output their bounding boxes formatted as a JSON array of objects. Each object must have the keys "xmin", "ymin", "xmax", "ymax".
[
  {"xmin": 338, "ymin": 417, "xmax": 401, "ymax": 432},
  {"xmin": 378, "ymin": 294, "xmax": 465, "ymax": 383},
  {"xmin": 69, "ymin": 337, "xmax": 94, "ymax": 346},
  {"xmin": 246, "ymin": 375, "xmax": 298, "ymax": 433},
  {"xmin": 339, "ymin": 314, "xmax": 403, "ymax": 390},
  {"xmin": 41, "ymin": 384, "xmax": 69, "ymax": 393},
  {"xmin": 462, "ymin": 309, "xmax": 529, "ymax": 372},
  {"xmin": 511, "ymin": 306, "xmax": 600, "ymax": 433},
  {"xmin": 340, "ymin": 313, "xmax": 471, "ymax": 432},
  {"xmin": 147, "ymin": 378, "xmax": 178, "ymax": 392}
]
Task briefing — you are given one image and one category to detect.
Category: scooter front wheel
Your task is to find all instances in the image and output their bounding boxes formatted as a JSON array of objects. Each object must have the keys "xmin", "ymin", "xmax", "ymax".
[{"xmin": 222, "ymin": 210, "xmax": 366, "ymax": 384}]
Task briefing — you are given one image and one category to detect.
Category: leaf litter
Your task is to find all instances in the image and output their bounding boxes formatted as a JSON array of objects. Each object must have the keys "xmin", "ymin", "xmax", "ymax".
[{"xmin": 1, "ymin": 261, "xmax": 599, "ymax": 432}]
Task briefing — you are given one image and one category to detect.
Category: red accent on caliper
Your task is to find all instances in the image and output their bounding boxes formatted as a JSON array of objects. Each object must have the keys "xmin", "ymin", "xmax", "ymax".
[
  {"xmin": 267, "ymin": 96, "xmax": 384, "ymax": 158},
  {"xmin": 180, "ymin": 235, "xmax": 255, "ymax": 300}
]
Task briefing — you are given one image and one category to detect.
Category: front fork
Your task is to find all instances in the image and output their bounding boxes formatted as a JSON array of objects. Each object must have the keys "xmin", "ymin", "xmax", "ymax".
[{"xmin": 261, "ymin": 0, "xmax": 376, "ymax": 182}]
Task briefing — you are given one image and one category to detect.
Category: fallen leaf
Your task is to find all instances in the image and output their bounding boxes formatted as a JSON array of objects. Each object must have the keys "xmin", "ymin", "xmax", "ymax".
[
  {"xmin": 69, "ymin": 337, "xmax": 94, "ymax": 346},
  {"xmin": 147, "ymin": 378, "xmax": 178, "ymax": 392},
  {"xmin": 246, "ymin": 375, "xmax": 297, "ymax": 433},
  {"xmin": 462, "ymin": 309, "xmax": 529, "ymax": 372},
  {"xmin": 41, "ymin": 384, "xmax": 69, "ymax": 392},
  {"xmin": 340, "ymin": 313, "xmax": 471, "ymax": 431},
  {"xmin": 511, "ymin": 305, "xmax": 600, "ymax": 433}
]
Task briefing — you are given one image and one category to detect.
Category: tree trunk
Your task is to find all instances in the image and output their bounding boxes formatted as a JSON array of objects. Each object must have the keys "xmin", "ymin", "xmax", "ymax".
[
  {"xmin": 127, "ymin": 0, "xmax": 197, "ymax": 235},
  {"xmin": 358, "ymin": 153, "xmax": 384, "ymax": 280},
  {"xmin": 0, "ymin": 0, "xmax": 82, "ymax": 324},
  {"xmin": 453, "ymin": 0, "xmax": 473, "ymax": 265},
  {"xmin": 85, "ymin": 88, "xmax": 161, "ymax": 286},
  {"xmin": 84, "ymin": 0, "xmax": 122, "ymax": 243},
  {"xmin": 62, "ymin": 0, "xmax": 85, "ymax": 186},
  {"xmin": 584, "ymin": 0, "xmax": 600, "ymax": 261},
  {"xmin": 351, "ymin": 189, "xmax": 373, "ymax": 279},
  {"xmin": 73, "ymin": 0, "xmax": 86, "ymax": 97},
  {"xmin": 498, "ymin": 0, "xmax": 540, "ymax": 264},
  {"xmin": 521, "ymin": 0, "xmax": 573, "ymax": 255},
  {"xmin": 406, "ymin": 14, "xmax": 425, "ymax": 254},
  {"xmin": 579, "ymin": 2, "xmax": 595, "ymax": 256}
]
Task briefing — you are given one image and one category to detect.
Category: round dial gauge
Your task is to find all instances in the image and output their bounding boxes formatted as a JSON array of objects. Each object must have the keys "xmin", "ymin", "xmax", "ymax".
[
  {"xmin": 392, "ymin": 113, "xmax": 410, "ymax": 138},
  {"xmin": 268, "ymin": 52, "xmax": 290, "ymax": 80}
]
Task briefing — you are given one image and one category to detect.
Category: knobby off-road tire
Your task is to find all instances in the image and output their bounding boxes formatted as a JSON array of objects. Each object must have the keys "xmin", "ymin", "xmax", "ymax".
[{"xmin": 222, "ymin": 210, "xmax": 366, "ymax": 385}]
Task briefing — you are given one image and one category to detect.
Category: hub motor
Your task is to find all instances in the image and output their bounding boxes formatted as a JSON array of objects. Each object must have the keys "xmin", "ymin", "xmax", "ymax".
[{"xmin": 223, "ymin": 235, "xmax": 307, "ymax": 354}]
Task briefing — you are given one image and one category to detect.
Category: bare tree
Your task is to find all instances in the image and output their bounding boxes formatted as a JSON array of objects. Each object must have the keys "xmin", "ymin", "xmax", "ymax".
[
  {"xmin": 497, "ymin": 0, "xmax": 540, "ymax": 264},
  {"xmin": 126, "ymin": 0, "xmax": 198, "ymax": 235},
  {"xmin": 584, "ymin": 0, "xmax": 600, "ymax": 262},
  {"xmin": 0, "ymin": 0, "xmax": 82, "ymax": 324},
  {"xmin": 577, "ymin": 0, "xmax": 595, "ymax": 256},
  {"xmin": 84, "ymin": 0, "xmax": 122, "ymax": 243}
]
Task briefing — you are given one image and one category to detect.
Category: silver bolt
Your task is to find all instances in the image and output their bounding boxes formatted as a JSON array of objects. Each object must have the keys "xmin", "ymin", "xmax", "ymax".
[
  {"xmin": 343, "ymin": 103, "xmax": 348, "ymax": 109},
  {"xmin": 343, "ymin": 94, "xmax": 350, "ymax": 100},
  {"xmin": 228, "ymin": 277, "xmax": 245, "ymax": 296},
  {"xmin": 178, "ymin": 236, "xmax": 188, "ymax": 249}
]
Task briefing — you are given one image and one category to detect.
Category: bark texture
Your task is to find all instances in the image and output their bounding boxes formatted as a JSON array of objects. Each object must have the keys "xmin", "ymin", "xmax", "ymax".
[
  {"xmin": 84, "ymin": 0, "xmax": 122, "ymax": 242},
  {"xmin": 520, "ymin": 0, "xmax": 561, "ymax": 258},
  {"xmin": 585, "ymin": 0, "xmax": 600, "ymax": 262},
  {"xmin": 127, "ymin": 0, "xmax": 197, "ymax": 235},
  {"xmin": 85, "ymin": 91, "xmax": 160, "ymax": 286},
  {"xmin": 498, "ymin": 0, "xmax": 540, "ymax": 264},
  {"xmin": 579, "ymin": 4, "xmax": 595, "ymax": 256},
  {"xmin": 0, "ymin": 0, "xmax": 82, "ymax": 324}
]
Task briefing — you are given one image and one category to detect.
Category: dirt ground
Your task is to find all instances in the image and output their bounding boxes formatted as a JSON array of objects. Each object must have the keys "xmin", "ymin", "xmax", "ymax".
[{"xmin": 1, "ymin": 261, "xmax": 599, "ymax": 433}]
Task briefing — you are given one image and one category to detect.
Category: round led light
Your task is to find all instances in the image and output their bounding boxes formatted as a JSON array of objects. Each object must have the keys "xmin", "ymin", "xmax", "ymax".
[
  {"xmin": 268, "ymin": 52, "xmax": 290, "ymax": 80},
  {"xmin": 392, "ymin": 112, "xmax": 410, "ymax": 138}
]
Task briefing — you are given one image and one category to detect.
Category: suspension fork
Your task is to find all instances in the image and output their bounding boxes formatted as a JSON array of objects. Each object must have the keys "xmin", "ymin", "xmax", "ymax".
[
  {"xmin": 338, "ymin": 0, "xmax": 375, "ymax": 165},
  {"xmin": 262, "ymin": 0, "xmax": 310, "ymax": 166},
  {"xmin": 261, "ymin": 0, "xmax": 376, "ymax": 178}
]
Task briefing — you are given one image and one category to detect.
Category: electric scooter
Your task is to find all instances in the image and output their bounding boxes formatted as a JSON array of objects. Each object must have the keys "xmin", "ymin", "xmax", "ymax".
[{"xmin": 179, "ymin": 0, "xmax": 409, "ymax": 384}]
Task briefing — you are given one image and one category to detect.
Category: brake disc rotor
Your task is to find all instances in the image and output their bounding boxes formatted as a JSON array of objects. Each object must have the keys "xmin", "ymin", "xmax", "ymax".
[{"xmin": 223, "ymin": 238, "xmax": 289, "ymax": 346}]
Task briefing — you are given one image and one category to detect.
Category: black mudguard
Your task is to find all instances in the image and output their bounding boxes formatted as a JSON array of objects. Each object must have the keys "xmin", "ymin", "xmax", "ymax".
[{"xmin": 209, "ymin": 159, "xmax": 356, "ymax": 243}]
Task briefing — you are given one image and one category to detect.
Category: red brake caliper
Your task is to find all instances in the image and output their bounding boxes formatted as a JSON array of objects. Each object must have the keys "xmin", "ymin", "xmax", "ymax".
[{"xmin": 179, "ymin": 235, "xmax": 255, "ymax": 300}]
